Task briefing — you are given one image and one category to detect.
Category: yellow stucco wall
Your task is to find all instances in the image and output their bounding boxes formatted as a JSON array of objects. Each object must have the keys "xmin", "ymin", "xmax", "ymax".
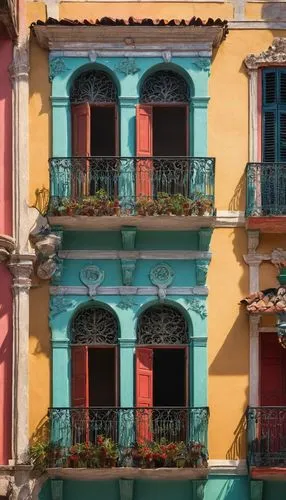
[{"xmin": 27, "ymin": 0, "xmax": 286, "ymax": 459}]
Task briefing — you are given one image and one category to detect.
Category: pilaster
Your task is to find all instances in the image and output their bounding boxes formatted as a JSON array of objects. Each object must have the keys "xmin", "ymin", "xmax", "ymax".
[
  {"xmin": 51, "ymin": 96, "xmax": 71, "ymax": 157},
  {"xmin": 249, "ymin": 314, "xmax": 261, "ymax": 407},
  {"xmin": 8, "ymin": 257, "xmax": 34, "ymax": 463},
  {"xmin": 9, "ymin": 43, "xmax": 30, "ymax": 254},
  {"xmin": 191, "ymin": 97, "xmax": 209, "ymax": 156},
  {"xmin": 192, "ymin": 337, "xmax": 207, "ymax": 407},
  {"xmin": 119, "ymin": 338, "xmax": 135, "ymax": 407}
]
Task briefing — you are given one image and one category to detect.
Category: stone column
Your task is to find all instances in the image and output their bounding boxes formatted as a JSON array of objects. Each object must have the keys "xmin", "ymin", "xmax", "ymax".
[
  {"xmin": 249, "ymin": 314, "xmax": 261, "ymax": 407},
  {"xmin": 8, "ymin": 257, "xmax": 34, "ymax": 463}
]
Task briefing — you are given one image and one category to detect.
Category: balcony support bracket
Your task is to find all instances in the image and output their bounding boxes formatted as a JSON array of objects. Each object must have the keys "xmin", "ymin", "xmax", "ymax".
[
  {"xmin": 250, "ymin": 480, "xmax": 263, "ymax": 500},
  {"xmin": 192, "ymin": 479, "xmax": 207, "ymax": 500},
  {"xmin": 119, "ymin": 479, "xmax": 134, "ymax": 500}
]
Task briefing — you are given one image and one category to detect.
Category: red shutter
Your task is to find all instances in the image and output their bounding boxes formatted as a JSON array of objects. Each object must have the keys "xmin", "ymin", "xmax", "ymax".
[
  {"xmin": 136, "ymin": 105, "xmax": 153, "ymax": 199},
  {"xmin": 260, "ymin": 333, "xmax": 286, "ymax": 405},
  {"xmin": 72, "ymin": 346, "xmax": 89, "ymax": 408},
  {"xmin": 136, "ymin": 347, "xmax": 153, "ymax": 442},
  {"xmin": 72, "ymin": 103, "xmax": 90, "ymax": 196}
]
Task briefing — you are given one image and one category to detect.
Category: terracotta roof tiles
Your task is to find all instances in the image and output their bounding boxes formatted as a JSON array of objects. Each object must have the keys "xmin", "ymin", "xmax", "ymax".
[{"xmin": 240, "ymin": 287, "xmax": 286, "ymax": 314}]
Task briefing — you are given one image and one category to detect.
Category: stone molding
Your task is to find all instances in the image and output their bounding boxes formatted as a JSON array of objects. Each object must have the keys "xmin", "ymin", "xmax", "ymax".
[
  {"xmin": 8, "ymin": 256, "xmax": 34, "ymax": 293},
  {"xmin": 245, "ymin": 38, "xmax": 286, "ymax": 70},
  {"xmin": 9, "ymin": 44, "xmax": 29, "ymax": 82},
  {"xmin": 0, "ymin": 234, "xmax": 15, "ymax": 262},
  {"xmin": 208, "ymin": 459, "xmax": 247, "ymax": 475},
  {"xmin": 50, "ymin": 285, "xmax": 208, "ymax": 296},
  {"xmin": 58, "ymin": 250, "xmax": 212, "ymax": 260}
]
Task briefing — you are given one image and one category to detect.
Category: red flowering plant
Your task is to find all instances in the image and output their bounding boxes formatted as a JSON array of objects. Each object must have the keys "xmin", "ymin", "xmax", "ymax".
[
  {"xmin": 131, "ymin": 440, "xmax": 208, "ymax": 469},
  {"xmin": 67, "ymin": 436, "xmax": 118, "ymax": 468}
]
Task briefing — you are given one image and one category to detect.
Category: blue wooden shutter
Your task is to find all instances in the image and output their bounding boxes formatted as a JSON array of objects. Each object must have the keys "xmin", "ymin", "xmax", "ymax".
[{"xmin": 263, "ymin": 69, "xmax": 286, "ymax": 162}]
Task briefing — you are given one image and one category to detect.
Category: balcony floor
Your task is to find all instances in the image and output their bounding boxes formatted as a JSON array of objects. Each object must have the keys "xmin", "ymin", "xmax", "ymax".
[
  {"xmin": 47, "ymin": 466, "xmax": 209, "ymax": 481},
  {"xmin": 246, "ymin": 216, "xmax": 286, "ymax": 233},
  {"xmin": 250, "ymin": 467, "xmax": 286, "ymax": 481},
  {"xmin": 48, "ymin": 214, "xmax": 215, "ymax": 231}
]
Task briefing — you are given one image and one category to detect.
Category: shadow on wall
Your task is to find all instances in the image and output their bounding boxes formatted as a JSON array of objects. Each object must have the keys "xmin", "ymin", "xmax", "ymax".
[
  {"xmin": 228, "ymin": 173, "xmax": 245, "ymax": 213},
  {"xmin": 29, "ymin": 280, "xmax": 50, "ymax": 357},
  {"xmin": 226, "ymin": 408, "xmax": 247, "ymax": 460},
  {"xmin": 30, "ymin": 414, "xmax": 49, "ymax": 446}
]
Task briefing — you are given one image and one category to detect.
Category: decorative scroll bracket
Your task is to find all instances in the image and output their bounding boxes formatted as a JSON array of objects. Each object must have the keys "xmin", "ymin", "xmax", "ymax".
[
  {"xmin": 121, "ymin": 226, "xmax": 137, "ymax": 250},
  {"xmin": 121, "ymin": 259, "xmax": 136, "ymax": 286},
  {"xmin": 51, "ymin": 480, "xmax": 64, "ymax": 500},
  {"xmin": 196, "ymin": 259, "xmax": 210, "ymax": 286}
]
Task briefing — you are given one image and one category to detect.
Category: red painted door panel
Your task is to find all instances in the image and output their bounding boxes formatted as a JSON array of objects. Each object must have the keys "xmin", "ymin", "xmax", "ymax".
[
  {"xmin": 136, "ymin": 104, "xmax": 153, "ymax": 198},
  {"xmin": 72, "ymin": 103, "xmax": 91, "ymax": 196},
  {"xmin": 136, "ymin": 347, "xmax": 153, "ymax": 442},
  {"xmin": 72, "ymin": 346, "xmax": 89, "ymax": 408},
  {"xmin": 261, "ymin": 333, "xmax": 286, "ymax": 405}
]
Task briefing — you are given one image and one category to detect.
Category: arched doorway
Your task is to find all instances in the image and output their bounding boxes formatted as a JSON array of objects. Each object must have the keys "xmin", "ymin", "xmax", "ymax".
[
  {"xmin": 137, "ymin": 70, "xmax": 190, "ymax": 198},
  {"xmin": 70, "ymin": 69, "xmax": 119, "ymax": 197},
  {"xmin": 70, "ymin": 304, "xmax": 119, "ymax": 408},
  {"xmin": 136, "ymin": 304, "xmax": 189, "ymax": 441}
]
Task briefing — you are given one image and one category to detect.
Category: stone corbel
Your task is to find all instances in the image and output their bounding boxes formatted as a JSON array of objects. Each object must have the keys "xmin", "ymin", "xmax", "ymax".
[
  {"xmin": 30, "ymin": 227, "xmax": 62, "ymax": 280},
  {"xmin": 0, "ymin": 234, "xmax": 15, "ymax": 263},
  {"xmin": 248, "ymin": 230, "xmax": 260, "ymax": 254},
  {"xmin": 121, "ymin": 226, "xmax": 137, "ymax": 250},
  {"xmin": 121, "ymin": 259, "xmax": 136, "ymax": 286},
  {"xmin": 195, "ymin": 259, "xmax": 210, "ymax": 286},
  {"xmin": 250, "ymin": 480, "xmax": 263, "ymax": 500},
  {"xmin": 199, "ymin": 228, "xmax": 212, "ymax": 251},
  {"xmin": 51, "ymin": 480, "xmax": 63, "ymax": 500}
]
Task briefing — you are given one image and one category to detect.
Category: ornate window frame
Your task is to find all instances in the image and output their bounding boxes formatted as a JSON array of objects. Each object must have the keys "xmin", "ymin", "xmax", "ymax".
[
  {"xmin": 71, "ymin": 304, "xmax": 118, "ymax": 345},
  {"xmin": 140, "ymin": 70, "xmax": 190, "ymax": 104},
  {"xmin": 244, "ymin": 38, "xmax": 286, "ymax": 163},
  {"xmin": 137, "ymin": 304, "xmax": 188, "ymax": 345}
]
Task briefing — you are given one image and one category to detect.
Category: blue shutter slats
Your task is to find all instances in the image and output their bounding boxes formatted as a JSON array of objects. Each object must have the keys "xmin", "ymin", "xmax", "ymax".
[{"xmin": 262, "ymin": 68, "xmax": 286, "ymax": 162}]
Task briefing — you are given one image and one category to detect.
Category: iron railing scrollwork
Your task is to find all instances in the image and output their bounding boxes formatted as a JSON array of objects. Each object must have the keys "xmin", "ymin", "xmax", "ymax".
[
  {"xmin": 137, "ymin": 305, "xmax": 188, "ymax": 345},
  {"xmin": 48, "ymin": 156, "xmax": 215, "ymax": 215},
  {"xmin": 48, "ymin": 406, "xmax": 209, "ymax": 467},
  {"xmin": 246, "ymin": 162, "xmax": 286, "ymax": 216},
  {"xmin": 247, "ymin": 406, "xmax": 286, "ymax": 467}
]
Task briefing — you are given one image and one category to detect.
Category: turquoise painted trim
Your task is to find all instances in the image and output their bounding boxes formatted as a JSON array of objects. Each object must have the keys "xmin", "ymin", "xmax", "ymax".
[
  {"xmin": 49, "ymin": 294, "xmax": 207, "ymax": 409},
  {"xmin": 50, "ymin": 56, "xmax": 210, "ymax": 158}
]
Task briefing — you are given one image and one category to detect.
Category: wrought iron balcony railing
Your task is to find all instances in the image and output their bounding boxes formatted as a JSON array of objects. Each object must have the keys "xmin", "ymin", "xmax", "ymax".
[
  {"xmin": 48, "ymin": 157, "xmax": 215, "ymax": 216},
  {"xmin": 40, "ymin": 407, "xmax": 209, "ymax": 469},
  {"xmin": 246, "ymin": 162, "xmax": 286, "ymax": 216},
  {"xmin": 247, "ymin": 406, "xmax": 286, "ymax": 467}
]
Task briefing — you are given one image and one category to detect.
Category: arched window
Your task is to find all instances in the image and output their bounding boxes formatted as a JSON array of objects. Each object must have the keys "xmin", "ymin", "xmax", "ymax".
[
  {"xmin": 136, "ymin": 70, "xmax": 191, "ymax": 199},
  {"xmin": 137, "ymin": 304, "xmax": 188, "ymax": 345},
  {"xmin": 70, "ymin": 70, "xmax": 119, "ymax": 198},
  {"xmin": 71, "ymin": 305, "xmax": 119, "ymax": 408},
  {"xmin": 136, "ymin": 304, "xmax": 189, "ymax": 416}
]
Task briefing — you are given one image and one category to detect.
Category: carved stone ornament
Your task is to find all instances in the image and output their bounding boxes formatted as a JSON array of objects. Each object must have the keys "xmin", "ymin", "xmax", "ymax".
[
  {"xmin": 8, "ymin": 259, "xmax": 34, "ymax": 293},
  {"xmin": 9, "ymin": 44, "xmax": 29, "ymax": 81},
  {"xmin": 49, "ymin": 57, "xmax": 70, "ymax": 82},
  {"xmin": 50, "ymin": 296, "xmax": 76, "ymax": 318},
  {"xmin": 185, "ymin": 298, "xmax": 207, "ymax": 319},
  {"xmin": 271, "ymin": 248, "xmax": 286, "ymax": 269},
  {"xmin": 121, "ymin": 259, "xmax": 136, "ymax": 286},
  {"xmin": 192, "ymin": 58, "xmax": 211, "ymax": 75},
  {"xmin": 115, "ymin": 58, "xmax": 140, "ymax": 76},
  {"xmin": 117, "ymin": 297, "xmax": 138, "ymax": 310},
  {"xmin": 277, "ymin": 313, "xmax": 286, "ymax": 349},
  {"xmin": 196, "ymin": 259, "xmax": 209, "ymax": 286},
  {"xmin": 162, "ymin": 50, "xmax": 172, "ymax": 63},
  {"xmin": 88, "ymin": 50, "xmax": 98, "ymax": 62},
  {"xmin": 80, "ymin": 265, "xmax": 104, "ymax": 297},
  {"xmin": 150, "ymin": 263, "xmax": 175, "ymax": 300},
  {"xmin": 245, "ymin": 38, "xmax": 286, "ymax": 70},
  {"xmin": 0, "ymin": 234, "xmax": 15, "ymax": 262},
  {"xmin": 31, "ymin": 229, "xmax": 62, "ymax": 280}
]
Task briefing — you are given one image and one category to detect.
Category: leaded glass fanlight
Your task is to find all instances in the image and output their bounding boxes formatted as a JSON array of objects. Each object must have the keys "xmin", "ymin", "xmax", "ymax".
[
  {"xmin": 140, "ymin": 70, "xmax": 190, "ymax": 103},
  {"xmin": 137, "ymin": 305, "xmax": 188, "ymax": 344},
  {"xmin": 70, "ymin": 70, "xmax": 118, "ymax": 104},
  {"xmin": 71, "ymin": 306, "xmax": 118, "ymax": 345}
]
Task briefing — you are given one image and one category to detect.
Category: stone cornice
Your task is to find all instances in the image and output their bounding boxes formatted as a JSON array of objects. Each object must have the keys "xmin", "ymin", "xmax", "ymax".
[
  {"xmin": 245, "ymin": 38, "xmax": 286, "ymax": 70},
  {"xmin": 50, "ymin": 285, "xmax": 208, "ymax": 296},
  {"xmin": 0, "ymin": 234, "xmax": 15, "ymax": 263},
  {"xmin": 32, "ymin": 25, "xmax": 225, "ymax": 52},
  {"xmin": 58, "ymin": 250, "xmax": 211, "ymax": 260}
]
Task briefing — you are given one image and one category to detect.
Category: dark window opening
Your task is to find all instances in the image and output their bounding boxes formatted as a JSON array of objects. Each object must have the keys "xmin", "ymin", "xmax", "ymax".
[
  {"xmin": 88, "ymin": 348, "xmax": 116, "ymax": 406},
  {"xmin": 90, "ymin": 106, "xmax": 116, "ymax": 156},
  {"xmin": 153, "ymin": 106, "xmax": 187, "ymax": 157},
  {"xmin": 153, "ymin": 348, "xmax": 186, "ymax": 407}
]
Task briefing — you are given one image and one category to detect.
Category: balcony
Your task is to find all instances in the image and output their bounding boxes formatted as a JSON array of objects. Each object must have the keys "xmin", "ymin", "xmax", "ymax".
[
  {"xmin": 31, "ymin": 407, "xmax": 209, "ymax": 480},
  {"xmin": 246, "ymin": 162, "xmax": 286, "ymax": 232},
  {"xmin": 247, "ymin": 406, "xmax": 286, "ymax": 480},
  {"xmin": 0, "ymin": 0, "xmax": 17, "ymax": 39},
  {"xmin": 48, "ymin": 156, "xmax": 215, "ymax": 230}
]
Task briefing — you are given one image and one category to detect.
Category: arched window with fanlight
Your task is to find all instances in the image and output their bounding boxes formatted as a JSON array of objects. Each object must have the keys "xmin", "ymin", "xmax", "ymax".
[
  {"xmin": 136, "ymin": 70, "xmax": 191, "ymax": 199},
  {"xmin": 70, "ymin": 70, "xmax": 119, "ymax": 197},
  {"xmin": 70, "ymin": 304, "xmax": 119, "ymax": 409}
]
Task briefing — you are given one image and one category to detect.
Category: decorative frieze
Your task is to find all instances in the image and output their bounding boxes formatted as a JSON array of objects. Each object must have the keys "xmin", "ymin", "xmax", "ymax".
[{"xmin": 50, "ymin": 285, "xmax": 208, "ymax": 296}]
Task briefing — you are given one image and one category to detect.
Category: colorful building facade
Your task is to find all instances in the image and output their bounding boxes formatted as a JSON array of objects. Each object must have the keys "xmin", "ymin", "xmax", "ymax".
[{"xmin": 2, "ymin": 0, "xmax": 286, "ymax": 499}]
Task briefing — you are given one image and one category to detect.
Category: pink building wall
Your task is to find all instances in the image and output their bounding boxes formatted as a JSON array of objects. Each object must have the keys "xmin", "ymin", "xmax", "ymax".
[{"xmin": 0, "ymin": 31, "xmax": 13, "ymax": 465}]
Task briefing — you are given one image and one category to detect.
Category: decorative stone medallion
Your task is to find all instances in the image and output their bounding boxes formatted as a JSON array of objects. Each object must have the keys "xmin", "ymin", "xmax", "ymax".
[
  {"xmin": 80, "ymin": 265, "xmax": 104, "ymax": 297},
  {"xmin": 150, "ymin": 263, "xmax": 175, "ymax": 299},
  {"xmin": 115, "ymin": 58, "xmax": 140, "ymax": 76}
]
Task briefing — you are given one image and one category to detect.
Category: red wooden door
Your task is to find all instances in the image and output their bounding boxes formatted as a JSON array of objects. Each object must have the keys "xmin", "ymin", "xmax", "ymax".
[
  {"xmin": 260, "ymin": 333, "xmax": 286, "ymax": 455},
  {"xmin": 136, "ymin": 104, "xmax": 153, "ymax": 199},
  {"xmin": 71, "ymin": 346, "xmax": 89, "ymax": 442},
  {"xmin": 136, "ymin": 347, "xmax": 153, "ymax": 442},
  {"xmin": 72, "ymin": 103, "xmax": 91, "ymax": 196}
]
